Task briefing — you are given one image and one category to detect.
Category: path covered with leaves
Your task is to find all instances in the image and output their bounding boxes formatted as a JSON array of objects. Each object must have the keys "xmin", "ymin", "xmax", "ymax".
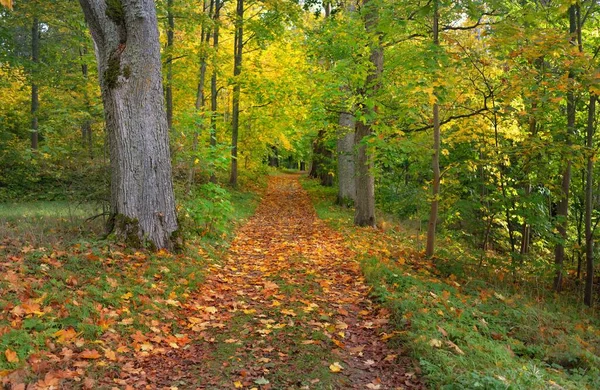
[{"xmin": 133, "ymin": 175, "xmax": 423, "ymax": 389}]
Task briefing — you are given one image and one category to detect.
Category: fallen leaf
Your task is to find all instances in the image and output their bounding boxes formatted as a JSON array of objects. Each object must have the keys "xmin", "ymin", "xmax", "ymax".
[
  {"xmin": 429, "ymin": 339, "xmax": 442, "ymax": 348},
  {"xmin": 5, "ymin": 349, "xmax": 18, "ymax": 363},
  {"xmin": 254, "ymin": 377, "xmax": 269, "ymax": 385},
  {"xmin": 80, "ymin": 349, "xmax": 101, "ymax": 359},
  {"xmin": 329, "ymin": 362, "xmax": 343, "ymax": 373}
]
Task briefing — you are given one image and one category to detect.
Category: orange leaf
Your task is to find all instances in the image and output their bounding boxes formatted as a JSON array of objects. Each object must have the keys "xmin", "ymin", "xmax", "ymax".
[
  {"xmin": 80, "ymin": 349, "xmax": 101, "ymax": 359},
  {"xmin": 5, "ymin": 349, "xmax": 18, "ymax": 363}
]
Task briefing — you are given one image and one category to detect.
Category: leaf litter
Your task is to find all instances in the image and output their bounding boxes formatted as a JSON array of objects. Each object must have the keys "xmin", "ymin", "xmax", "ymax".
[{"xmin": 2, "ymin": 175, "xmax": 425, "ymax": 389}]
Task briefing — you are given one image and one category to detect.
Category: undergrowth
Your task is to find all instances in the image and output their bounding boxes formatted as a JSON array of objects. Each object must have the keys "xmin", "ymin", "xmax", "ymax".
[{"xmin": 301, "ymin": 176, "xmax": 600, "ymax": 390}]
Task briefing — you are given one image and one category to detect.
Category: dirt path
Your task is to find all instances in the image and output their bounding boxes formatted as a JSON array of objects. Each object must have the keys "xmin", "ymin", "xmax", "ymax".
[{"xmin": 137, "ymin": 175, "xmax": 423, "ymax": 389}]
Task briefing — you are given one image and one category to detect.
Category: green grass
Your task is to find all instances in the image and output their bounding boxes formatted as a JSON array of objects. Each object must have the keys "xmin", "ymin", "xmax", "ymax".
[
  {"xmin": 301, "ymin": 175, "xmax": 600, "ymax": 390},
  {"xmin": 0, "ymin": 182, "xmax": 260, "ymax": 383}
]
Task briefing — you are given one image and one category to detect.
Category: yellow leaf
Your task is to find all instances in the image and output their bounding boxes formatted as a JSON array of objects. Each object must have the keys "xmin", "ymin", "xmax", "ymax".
[
  {"xmin": 204, "ymin": 306, "xmax": 218, "ymax": 314},
  {"xmin": 429, "ymin": 339, "xmax": 442, "ymax": 348},
  {"xmin": 54, "ymin": 328, "xmax": 78, "ymax": 344},
  {"xmin": 234, "ymin": 381, "xmax": 243, "ymax": 388},
  {"xmin": 104, "ymin": 349, "xmax": 117, "ymax": 361},
  {"xmin": 121, "ymin": 292, "xmax": 133, "ymax": 300},
  {"xmin": 5, "ymin": 349, "xmax": 18, "ymax": 363},
  {"xmin": 329, "ymin": 362, "xmax": 343, "ymax": 373}
]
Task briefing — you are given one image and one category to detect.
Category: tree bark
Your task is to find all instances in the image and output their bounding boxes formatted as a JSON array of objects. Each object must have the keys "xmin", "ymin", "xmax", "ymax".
[
  {"xmin": 31, "ymin": 17, "xmax": 39, "ymax": 150},
  {"xmin": 554, "ymin": 5, "xmax": 577, "ymax": 292},
  {"xmin": 80, "ymin": 46, "xmax": 94, "ymax": 159},
  {"xmin": 354, "ymin": 0, "xmax": 381, "ymax": 227},
  {"xmin": 425, "ymin": 0, "xmax": 440, "ymax": 257},
  {"xmin": 79, "ymin": 0, "xmax": 178, "ymax": 250},
  {"xmin": 337, "ymin": 112, "xmax": 356, "ymax": 206},
  {"xmin": 230, "ymin": 0, "xmax": 243, "ymax": 187},
  {"xmin": 584, "ymin": 93, "xmax": 595, "ymax": 306}
]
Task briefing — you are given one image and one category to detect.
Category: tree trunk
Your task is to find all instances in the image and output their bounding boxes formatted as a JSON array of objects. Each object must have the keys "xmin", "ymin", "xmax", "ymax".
[
  {"xmin": 425, "ymin": 0, "xmax": 440, "ymax": 257},
  {"xmin": 337, "ymin": 112, "xmax": 356, "ymax": 206},
  {"xmin": 584, "ymin": 93, "xmax": 595, "ymax": 306},
  {"xmin": 426, "ymin": 102, "xmax": 440, "ymax": 257},
  {"xmin": 80, "ymin": 46, "xmax": 94, "ymax": 159},
  {"xmin": 165, "ymin": 0, "xmax": 174, "ymax": 131},
  {"xmin": 354, "ymin": 0, "xmax": 381, "ymax": 227},
  {"xmin": 79, "ymin": 0, "xmax": 178, "ymax": 250},
  {"xmin": 230, "ymin": 0, "xmax": 243, "ymax": 187},
  {"xmin": 554, "ymin": 5, "xmax": 577, "ymax": 292},
  {"xmin": 187, "ymin": 0, "xmax": 214, "ymax": 193},
  {"xmin": 209, "ymin": 0, "xmax": 220, "ymax": 183},
  {"xmin": 31, "ymin": 17, "xmax": 39, "ymax": 150}
]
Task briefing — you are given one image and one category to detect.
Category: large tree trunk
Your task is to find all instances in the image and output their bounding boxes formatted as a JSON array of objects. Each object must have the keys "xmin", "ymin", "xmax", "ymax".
[
  {"xmin": 230, "ymin": 0, "xmax": 243, "ymax": 187},
  {"xmin": 79, "ymin": 0, "xmax": 178, "ymax": 250},
  {"xmin": 354, "ymin": 0, "xmax": 381, "ymax": 227},
  {"xmin": 31, "ymin": 17, "xmax": 39, "ymax": 150},
  {"xmin": 425, "ymin": 0, "xmax": 440, "ymax": 257},
  {"xmin": 337, "ymin": 112, "xmax": 356, "ymax": 205},
  {"xmin": 584, "ymin": 93, "xmax": 595, "ymax": 306},
  {"xmin": 554, "ymin": 5, "xmax": 577, "ymax": 292}
]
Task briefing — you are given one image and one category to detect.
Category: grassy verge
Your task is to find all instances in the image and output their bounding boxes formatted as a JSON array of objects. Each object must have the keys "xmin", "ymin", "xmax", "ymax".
[
  {"xmin": 301, "ymin": 177, "xmax": 600, "ymax": 389},
  {"xmin": 0, "ymin": 184, "xmax": 259, "ymax": 386}
]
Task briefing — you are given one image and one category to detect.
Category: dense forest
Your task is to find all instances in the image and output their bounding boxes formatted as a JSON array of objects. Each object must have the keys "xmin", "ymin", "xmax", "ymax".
[{"xmin": 1, "ymin": 0, "xmax": 600, "ymax": 388}]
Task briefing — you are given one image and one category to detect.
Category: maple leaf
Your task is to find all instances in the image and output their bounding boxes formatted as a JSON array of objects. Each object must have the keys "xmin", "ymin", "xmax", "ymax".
[
  {"xmin": 54, "ymin": 328, "xmax": 78, "ymax": 344},
  {"xmin": 79, "ymin": 349, "xmax": 101, "ymax": 359},
  {"xmin": 5, "ymin": 349, "xmax": 18, "ymax": 363},
  {"xmin": 104, "ymin": 348, "xmax": 117, "ymax": 361},
  {"xmin": 204, "ymin": 306, "xmax": 218, "ymax": 314}
]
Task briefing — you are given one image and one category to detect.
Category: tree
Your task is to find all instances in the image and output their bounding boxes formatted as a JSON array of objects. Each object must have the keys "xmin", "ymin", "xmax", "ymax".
[
  {"xmin": 230, "ymin": 0, "xmax": 244, "ymax": 186},
  {"xmin": 30, "ymin": 17, "xmax": 39, "ymax": 150},
  {"xmin": 78, "ymin": 0, "xmax": 178, "ymax": 249},
  {"xmin": 354, "ymin": 0, "xmax": 381, "ymax": 227},
  {"xmin": 425, "ymin": 0, "xmax": 440, "ymax": 257},
  {"xmin": 337, "ymin": 111, "xmax": 356, "ymax": 205}
]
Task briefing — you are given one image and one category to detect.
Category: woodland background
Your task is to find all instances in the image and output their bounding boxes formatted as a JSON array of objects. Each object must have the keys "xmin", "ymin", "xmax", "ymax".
[{"xmin": 1, "ymin": 0, "xmax": 600, "ymax": 388}]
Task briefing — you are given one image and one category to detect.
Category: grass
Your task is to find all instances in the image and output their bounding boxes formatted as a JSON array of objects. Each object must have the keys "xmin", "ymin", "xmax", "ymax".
[
  {"xmin": 0, "ymin": 183, "xmax": 260, "ymax": 385},
  {"xmin": 301, "ymin": 176, "xmax": 600, "ymax": 390}
]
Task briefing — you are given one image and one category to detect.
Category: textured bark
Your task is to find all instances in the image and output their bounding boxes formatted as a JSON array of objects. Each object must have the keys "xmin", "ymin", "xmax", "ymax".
[
  {"xmin": 80, "ymin": 46, "xmax": 94, "ymax": 159},
  {"xmin": 79, "ymin": 0, "xmax": 178, "ymax": 250},
  {"xmin": 354, "ymin": 0, "xmax": 381, "ymax": 227},
  {"xmin": 425, "ymin": 0, "xmax": 440, "ymax": 257},
  {"xmin": 337, "ymin": 112, "xmax": 356, "ymax": 205},
  {"xmin": 584, "ymin": 94, "xmax": 595, "ymax": 306},
  {"xmin": 30, "ymin": 17, "xmax": 39, "ymax": 150},
  {"xmin": 230, "ymin": 0, "xmax": 243, "ymax": 187},
  {"xmin": 554, "ymin": 5, "xmax": 577, "ymax": 292}
]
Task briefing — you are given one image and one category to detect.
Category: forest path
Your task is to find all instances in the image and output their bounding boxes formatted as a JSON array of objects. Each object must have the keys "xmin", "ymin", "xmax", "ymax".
[{"xmin": 138, "ymin": 175, "xmax": 423, "ymax": 389}]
